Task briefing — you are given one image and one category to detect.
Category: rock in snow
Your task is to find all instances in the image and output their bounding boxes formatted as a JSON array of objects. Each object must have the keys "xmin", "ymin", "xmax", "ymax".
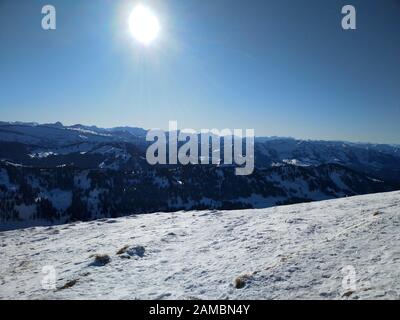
[{"xmin": 0, "ymin": 191, "xmax": 399, "ymax": 300}]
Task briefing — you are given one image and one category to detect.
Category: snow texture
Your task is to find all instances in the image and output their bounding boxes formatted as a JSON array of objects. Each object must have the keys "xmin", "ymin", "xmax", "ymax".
[{"xmin": 0, "ymin": 191, "xmax": 399, "ymax": 300}]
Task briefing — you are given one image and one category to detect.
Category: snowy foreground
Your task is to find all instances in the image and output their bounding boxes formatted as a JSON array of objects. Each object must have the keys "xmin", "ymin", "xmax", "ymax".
[{"xmin": 1, "ymin": 191, "xmax": 400, "ymax": 300}]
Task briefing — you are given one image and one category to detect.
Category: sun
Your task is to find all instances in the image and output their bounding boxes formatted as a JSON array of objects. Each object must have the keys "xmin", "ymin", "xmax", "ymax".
[{"xmin": 128, "ymin": 4, "xmax": 160, "ymax": 45}]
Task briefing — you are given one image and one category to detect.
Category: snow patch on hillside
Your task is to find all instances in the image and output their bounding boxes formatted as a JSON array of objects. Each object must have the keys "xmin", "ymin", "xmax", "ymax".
[{"xmin": 0, "ymin": 191, "xmax": 399, "ymax": 300}]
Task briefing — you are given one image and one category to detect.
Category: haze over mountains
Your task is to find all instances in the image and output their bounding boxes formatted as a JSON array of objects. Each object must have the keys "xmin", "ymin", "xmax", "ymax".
[{"xmin": 0, "ymin": 121, "xmax": 399, "ymax": 230}]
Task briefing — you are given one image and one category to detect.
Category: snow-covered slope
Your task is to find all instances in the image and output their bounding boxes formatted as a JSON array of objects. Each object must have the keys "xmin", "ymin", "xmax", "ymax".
[{"xmin": 1, "ymin": 191, "xmax": 399, "ymax": 300}]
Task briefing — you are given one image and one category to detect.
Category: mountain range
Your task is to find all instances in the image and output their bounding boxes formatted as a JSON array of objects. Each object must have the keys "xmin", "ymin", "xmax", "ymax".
[{"xmin": 0, "ymin": 121, "xmax": 399, "ymax": 230}]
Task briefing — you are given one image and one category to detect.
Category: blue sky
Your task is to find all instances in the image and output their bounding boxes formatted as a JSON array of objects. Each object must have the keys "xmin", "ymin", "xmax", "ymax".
[{"xmin": 0, "ymin": 0, "xmax": 399, "ymax": 143}]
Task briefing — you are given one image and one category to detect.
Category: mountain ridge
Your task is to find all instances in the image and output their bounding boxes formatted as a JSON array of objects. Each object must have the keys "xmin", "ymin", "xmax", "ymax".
[{"xmin": 0, "ymin": 121, "xmax": 399, "ymax": 229}]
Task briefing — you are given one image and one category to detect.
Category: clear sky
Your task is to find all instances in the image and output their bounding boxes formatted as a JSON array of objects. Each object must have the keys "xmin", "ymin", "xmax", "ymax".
[{"xmin": 0, "ymin": 0, "xmax": 399, "ymax": 143}]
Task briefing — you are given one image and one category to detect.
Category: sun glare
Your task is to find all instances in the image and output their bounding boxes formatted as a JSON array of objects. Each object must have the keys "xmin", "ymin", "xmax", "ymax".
[{"xmin": 129, "ymin": 4, "xmax": 160, "ymax": 45}]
